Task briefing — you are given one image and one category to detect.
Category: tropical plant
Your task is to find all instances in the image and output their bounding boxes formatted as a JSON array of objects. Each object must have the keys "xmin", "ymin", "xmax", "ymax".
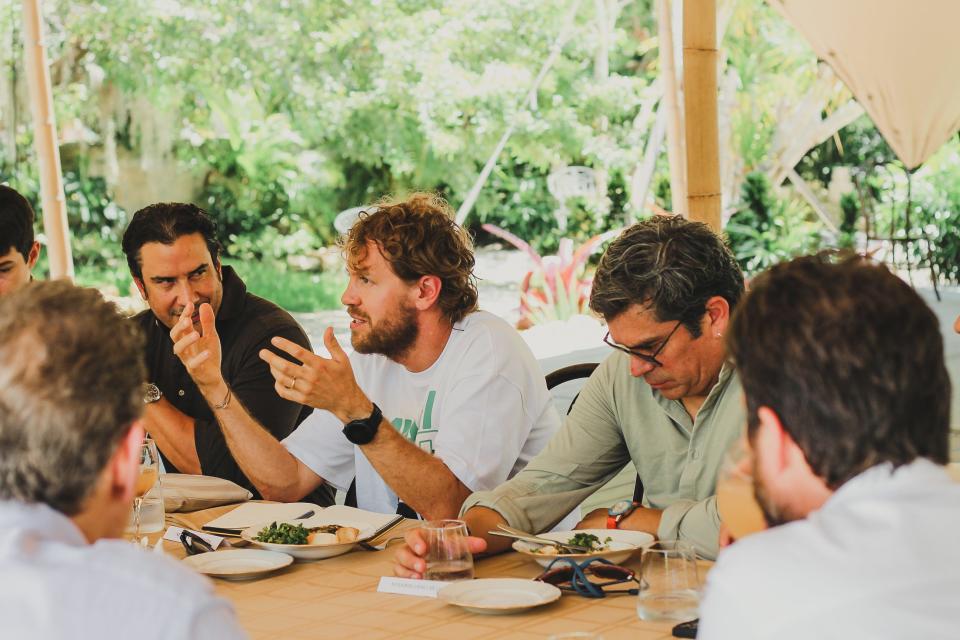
[
  {"xmin": 481, "ymin": 223, "xmax": 618, "ymax": 329},
  {"xmin": 725, "ymin": 172, "xmax": 822, "ymax": 274}
]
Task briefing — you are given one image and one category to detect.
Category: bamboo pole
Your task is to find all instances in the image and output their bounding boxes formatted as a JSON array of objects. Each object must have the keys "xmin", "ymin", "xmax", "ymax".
[
  {"xmin": 682, "ymin": 0, "xmax": 721, "ymax": 231},
  {"xmin": 658, "ymin": 0, "xmax": 687, "ymax": 215},
  {"xmin": 21, "ymin": 0, "xmax": 73, "ymax": 279}
]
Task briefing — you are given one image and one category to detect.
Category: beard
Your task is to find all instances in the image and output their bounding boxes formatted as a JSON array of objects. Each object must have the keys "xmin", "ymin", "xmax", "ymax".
[
  {"xmin": 751, "ymin": 453, "xmax": 791, "ymax": 528},
  {"xmin": 349, "ymin": 301, "xmax": 419, "ymax": 361}
]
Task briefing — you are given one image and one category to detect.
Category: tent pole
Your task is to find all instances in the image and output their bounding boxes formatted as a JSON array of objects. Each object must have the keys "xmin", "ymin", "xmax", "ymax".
[
  {"xmin": 682, "ymin": 0, "xmax": 721, "ymax": 230},
  {"xmin": 658, "ymin": 0, "xmax": 687, "ymax": 215},
  {"xmin": 21, "ymin": 0, "xmax": 73, "ymax": 279}
]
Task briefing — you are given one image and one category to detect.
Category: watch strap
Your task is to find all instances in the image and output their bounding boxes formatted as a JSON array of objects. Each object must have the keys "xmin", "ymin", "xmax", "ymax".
[{"xmin": 342, "ymin": 403, "xmax": 383, "ymax": 445}]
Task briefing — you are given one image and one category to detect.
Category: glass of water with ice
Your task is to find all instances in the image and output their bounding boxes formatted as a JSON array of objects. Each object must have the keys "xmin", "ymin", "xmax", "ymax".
[
  {"xmin": 422, "ymin": 519, "xmax": 474, "ymax": 581},
  {"xmin": 636, "ymin": 540, "xmax": 700, "ymax": 622}
]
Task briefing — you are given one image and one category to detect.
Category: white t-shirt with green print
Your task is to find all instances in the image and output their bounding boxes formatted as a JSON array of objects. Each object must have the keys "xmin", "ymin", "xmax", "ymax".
[{"xmin": 283, "ymin": 310, "xmax": 563, "ymax": 515}]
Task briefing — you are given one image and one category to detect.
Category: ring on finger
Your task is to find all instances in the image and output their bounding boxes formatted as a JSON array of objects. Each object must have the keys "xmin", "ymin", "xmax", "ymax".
[{"xmin": 286, "ymin": 377, "xmax": 297, "ymax": 390}]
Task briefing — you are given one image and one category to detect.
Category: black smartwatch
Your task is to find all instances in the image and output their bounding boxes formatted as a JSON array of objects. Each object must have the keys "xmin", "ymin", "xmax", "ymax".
[{"xmin": 342, "ymin": 403, "xmax": 383, "ymax": 445}]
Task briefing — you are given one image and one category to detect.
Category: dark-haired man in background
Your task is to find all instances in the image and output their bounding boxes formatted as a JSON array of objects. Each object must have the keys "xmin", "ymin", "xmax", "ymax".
[
  {"xmin": 698, "ymin": 255, "xmax": 960, "ymax": 639},
  {"xmin": 121, "ymin": 202, "xmax": 333, "ymax": 505},
  {"xmin": 0, "ymin": 185, "xmax": 41, "ymax": 296}
]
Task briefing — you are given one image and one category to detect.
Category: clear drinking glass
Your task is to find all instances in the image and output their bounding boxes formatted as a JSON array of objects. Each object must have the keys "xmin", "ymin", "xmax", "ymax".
[
  {"xmin": 715, "ymin": 435, "xmax": 767, "ymax": 540},
  {"xmin": 636, "ymin": 540, "xmax": 700, "ymax": 622},
  {"xmin": 422, "ymin": 519, "xmax": 475, "ymax": 581},
  {"xmin": 126, "ymin": 438, "xmax": 164, "ymax": 538}
]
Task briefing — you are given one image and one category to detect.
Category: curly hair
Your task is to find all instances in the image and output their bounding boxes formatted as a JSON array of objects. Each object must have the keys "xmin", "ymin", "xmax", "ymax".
[
  {"xmin": 589, "ymin": 215, "xmax": 744, "ymax": 336},
  {"xmin": 341, "ymin": 193, "xmax": 479, "ymax": 324},
  {"xmin": 728, "ymin": 254, "xmax": 950, "ymax": 489},
  {"xmin": 0, "ymin": 281, "xmax": 146, "ymax": 515}
]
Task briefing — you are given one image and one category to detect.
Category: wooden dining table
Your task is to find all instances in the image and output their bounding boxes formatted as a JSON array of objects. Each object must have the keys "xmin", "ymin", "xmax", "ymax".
[{"xmin": 163, "ymin": 505, "xmax": 708, "ymax": 640}]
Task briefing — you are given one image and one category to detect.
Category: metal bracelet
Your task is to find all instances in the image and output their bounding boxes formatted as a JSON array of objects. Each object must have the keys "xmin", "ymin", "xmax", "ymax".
[{"xmin": 213, "ymin": 387, "xmax": 232, "ymax": 410}]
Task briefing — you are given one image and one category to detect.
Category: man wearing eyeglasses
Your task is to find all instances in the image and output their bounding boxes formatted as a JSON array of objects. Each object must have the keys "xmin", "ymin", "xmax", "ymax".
[{"xmin": 395, "ymin": 215, "xmax": 746, "ymax": 575}]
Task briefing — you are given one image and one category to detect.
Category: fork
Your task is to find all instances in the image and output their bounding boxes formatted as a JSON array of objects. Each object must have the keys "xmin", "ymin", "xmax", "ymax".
[
  {"xmin": 491, "ymin": 524, "xmax": 592, "ymax": 553},
  {"xmin": 358, "ymin": 535, "xmax": 408, "ymax": 551}
]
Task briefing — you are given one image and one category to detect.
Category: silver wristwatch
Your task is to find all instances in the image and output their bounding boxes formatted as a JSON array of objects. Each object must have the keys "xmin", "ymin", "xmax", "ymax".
[{"xmin": 143, "ymin": 383, "xmax": 162, "ymax": 404}]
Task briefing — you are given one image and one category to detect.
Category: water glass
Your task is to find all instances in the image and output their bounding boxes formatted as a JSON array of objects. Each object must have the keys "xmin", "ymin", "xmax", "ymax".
[
  {"xmin": 636, "ymin": 540, "xmax": 700, "ymax": 622},
  {"xmin": 422, "ymin": 519, "xmax": 474, "ymax": 581}
]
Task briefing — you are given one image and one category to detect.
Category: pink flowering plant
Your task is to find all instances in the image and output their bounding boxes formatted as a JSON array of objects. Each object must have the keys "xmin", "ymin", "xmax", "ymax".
[{"xmin": 481, "ymin": 224, "xmax": 620, "ymax": 329}]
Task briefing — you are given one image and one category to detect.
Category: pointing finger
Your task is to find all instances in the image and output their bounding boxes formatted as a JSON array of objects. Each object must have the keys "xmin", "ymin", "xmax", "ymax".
[
  {"xmin": 323, "ymin": 327, "xmax": 347, "ymax": 362},
  {"xmin": 198, "ymin": 303, "xmax": 216, "ymax": 339}
]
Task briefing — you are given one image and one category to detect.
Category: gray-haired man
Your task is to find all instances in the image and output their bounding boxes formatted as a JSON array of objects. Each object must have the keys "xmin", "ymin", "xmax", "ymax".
[
  {"xmin": 395, "ymin": 215, "xmax": 747, "ymax": 575},
  {"xmin": 0, "ymin": 281, "xmax": 244, "ymax": 639}
]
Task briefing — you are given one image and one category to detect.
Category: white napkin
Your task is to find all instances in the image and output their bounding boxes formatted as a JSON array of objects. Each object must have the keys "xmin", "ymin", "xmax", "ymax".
[{"xmin": 162, "ymin": 473, "xmax": 253, "ymax": 513}]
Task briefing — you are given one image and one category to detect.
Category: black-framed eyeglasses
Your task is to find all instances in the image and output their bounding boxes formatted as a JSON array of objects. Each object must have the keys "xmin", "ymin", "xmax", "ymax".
[
  {"xmin": 180, "ymin": 529, "xmax": 215, "ymax": 556},
  {"xmin": 534, "ymin": 557, "xmax": 638, "ymax": 598},
  {"xmin": 603, "ymin": 320, "xmax": 683, "ymax": 368}
]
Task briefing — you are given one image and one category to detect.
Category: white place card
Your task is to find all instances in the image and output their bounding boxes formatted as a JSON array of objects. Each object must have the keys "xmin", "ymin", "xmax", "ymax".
[
  {"xmin": 163, "ymin": 526, "xmax": 225, "ymax": 550},
  {"xmin": 377, "ymin": 576, "xmax": 449, "ymax": 598}
]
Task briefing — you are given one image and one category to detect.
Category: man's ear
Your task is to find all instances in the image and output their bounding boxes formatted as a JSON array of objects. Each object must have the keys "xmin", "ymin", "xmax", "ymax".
[
  {"xmin": 109, "ymin": 421, "xmax": 145, "ymax": 502},
  {"xmin": 26, "ymin": 241, "xmax": 41, "ymax": 269},
  {"xmin": 133, "ymin": 277, "xmax": 147, "ymax": 300},
  {"xmin": 412, "ymin": 275, "xmax": 442, "ymax": 311},
  {"xmin": 214, "ymin": 258, "xmax": 223, "ymax": 280},
  {"xmin": 704, "ymin": 295, "xmax": 731, "ymax": 338},
  {"xmin": 753, "ymin": 406, "xmax": 791, "ymax": 477}
]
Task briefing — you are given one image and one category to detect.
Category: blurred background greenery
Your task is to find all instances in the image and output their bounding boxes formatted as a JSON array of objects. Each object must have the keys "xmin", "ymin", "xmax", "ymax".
[{"xmin": 1, "ymin": 0, "xmax": 958, "ymax": 310}]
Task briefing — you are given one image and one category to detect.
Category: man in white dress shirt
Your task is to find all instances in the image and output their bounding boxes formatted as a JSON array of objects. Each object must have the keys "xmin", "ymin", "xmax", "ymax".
[
  {"xmin": 170, "ymin": 193, "xmax": 562, "ymax": 521},
  {"xmin": 698, "ymin": 255, "xmax": 960, "ymax": 639},
  {"xmin": 0, "ymin": 280, "xmax": 244, "ymax": 640}
]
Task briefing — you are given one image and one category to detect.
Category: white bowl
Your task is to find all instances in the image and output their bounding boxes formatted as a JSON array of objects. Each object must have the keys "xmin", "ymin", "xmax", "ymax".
[
  {"xmin": 512, "ymin": 528, "xmax": 655, "ymax": 567},
  {"xmin": 240, "ymin": 524, "xmax": 359, "ymax": 561}
]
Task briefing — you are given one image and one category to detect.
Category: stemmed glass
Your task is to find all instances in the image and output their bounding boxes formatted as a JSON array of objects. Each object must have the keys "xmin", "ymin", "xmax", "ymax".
[
  {"xmin": 131, "ymin": 438, "xmax": 161, "ymax": 542},
  {"xmin": 715, "ymin": 435, "xmax": 766, "ymax": 541}
]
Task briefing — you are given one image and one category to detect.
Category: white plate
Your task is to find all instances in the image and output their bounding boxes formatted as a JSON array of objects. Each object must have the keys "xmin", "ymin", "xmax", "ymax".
[
  {"xmin": 182, "ymin": 549, "xmax": 293, "ymax": 580},
  {"xmin": 512, "ymin": 529, "xmax": 655, "ymax": 567},
  {"xmin": 438, "ymin": 578, "xmax": 561, "ymax": 615},
  {"xmin": 240, "ymin": 524, "xmax": 360, "ymax": 560}
]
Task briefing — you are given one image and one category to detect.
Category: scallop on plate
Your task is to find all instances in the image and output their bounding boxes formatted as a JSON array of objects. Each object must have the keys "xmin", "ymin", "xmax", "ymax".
[
  {"xmin": 240, "ymin": 522, "xmax": 365, "ymax": 561},
  {"xmin": 512, "ymin": 528, "xmax": 655, "ymax": 567}
]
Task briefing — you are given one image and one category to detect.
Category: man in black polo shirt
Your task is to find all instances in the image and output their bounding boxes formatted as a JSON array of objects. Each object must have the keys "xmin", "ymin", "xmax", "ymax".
[{"xmin": 121, "ymin": 202, "xmax": 333, "ymax": 505}]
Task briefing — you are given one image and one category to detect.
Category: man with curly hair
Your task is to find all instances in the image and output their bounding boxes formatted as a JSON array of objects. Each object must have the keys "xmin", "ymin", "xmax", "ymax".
[{"xmin": 172, "ymin": 193, "xmax": 563, "ymax": 520}]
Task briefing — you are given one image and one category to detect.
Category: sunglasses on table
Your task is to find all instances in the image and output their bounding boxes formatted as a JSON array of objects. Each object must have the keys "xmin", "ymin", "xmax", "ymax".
[
  {"xmin": 180, "ymin": 529, "xmax": 216, "ymax": 556},
  {"xmin": 534, "ymin": 557, "xmax": 638, "ymax": 598}
]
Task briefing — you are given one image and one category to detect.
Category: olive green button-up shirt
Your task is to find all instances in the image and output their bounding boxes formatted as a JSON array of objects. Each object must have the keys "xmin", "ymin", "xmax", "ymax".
[{"xmin": 462, "ymin": 351, "xmax": 744, "ymax": 559}]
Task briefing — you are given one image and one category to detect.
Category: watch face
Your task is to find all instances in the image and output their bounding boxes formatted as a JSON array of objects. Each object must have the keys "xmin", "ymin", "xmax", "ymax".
[
  {"xmin": 609, "ymin": 500, "xmax": 633, "ymax": 516},
  {"xmin": 143, "ymin": 383, "xmax": 162, "ymax": 404}
]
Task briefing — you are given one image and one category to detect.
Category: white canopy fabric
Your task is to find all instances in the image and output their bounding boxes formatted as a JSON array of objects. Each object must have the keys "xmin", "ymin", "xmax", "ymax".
[{"xmin": 770, "ymin": 0, "xmax": 960, "ymax": 169}]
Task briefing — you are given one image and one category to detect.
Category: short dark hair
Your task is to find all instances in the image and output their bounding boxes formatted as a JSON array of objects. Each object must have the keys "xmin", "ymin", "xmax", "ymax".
[
  {"xmin": 121, "ymin": 203, "xmax": 222, "ymax": 280},
  {"xmin": 342, "ymin": 193, "xmax": 479, "ymax": 324},
  {"xmin": 0, "ymin": 185, "xmax": 36, "ymax": 260},
  {"xmin": 0, "ymin": 280, "xmax": 146, "ymax": 515},
  {"xmin": 728, "ymin": 254, "xmax": 950, "ymax": 489},
  {"xmin": 589, "ymin": 215, "xmax": 744, "ymax": 336}
]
